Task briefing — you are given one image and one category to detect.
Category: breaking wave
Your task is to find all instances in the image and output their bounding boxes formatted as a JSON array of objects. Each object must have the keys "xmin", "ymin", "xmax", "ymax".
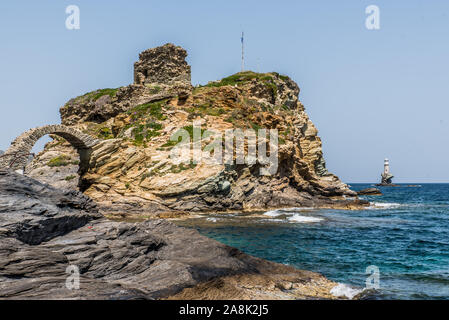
[
  {"xmin": 330, "ymin": 283, "xmax": 364, "ymax": 299},
  {"xmin": 287, "ymin": 214, "xmax": 324, "ymax": 223},
  {"xmin": 263, "ymin": 208, "xmax": 323, "ymax": 223},
  {"xmin": 368, "ymin": 202, "xmax": 402, "ymax": 209}
]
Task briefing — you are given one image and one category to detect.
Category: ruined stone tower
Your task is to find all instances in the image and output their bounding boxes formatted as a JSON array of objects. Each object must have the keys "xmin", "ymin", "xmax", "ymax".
[{"xmin": 134, "ymin": 43, "xmax": 192, "ymax": 88}]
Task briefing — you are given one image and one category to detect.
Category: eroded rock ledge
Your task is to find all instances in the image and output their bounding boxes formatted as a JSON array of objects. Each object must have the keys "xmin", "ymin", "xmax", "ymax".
[{"xmin": 0, "ymin": 169, "xmax": 339, "ymax": 299}]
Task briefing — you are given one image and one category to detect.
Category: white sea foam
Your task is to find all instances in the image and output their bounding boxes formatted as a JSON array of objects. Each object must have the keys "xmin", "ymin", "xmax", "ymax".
[
  {"xmin": 206, "ymin": 217, "xmax": 218, "ymax": 222},
  {"xmin": 263, "ymin": 209, "xmax": 283, "ymax": 217},
  {"xmin": 369, "ymin": 202, "xmax": 402, "ymax": 209},
  {"xmin": 261, "ymin": 219, "xmax": 285, "ymax": 223},
  {"xmin": 287, "ymin": 214, "xmax": 323, "ymax": 223},
  {"xmin": 263, "ymin": 208, "xmax": 323, "ymax": 223},
  {"xmin": 330, "ymin": 283, "xmax": 363, "ymax": 299},
  {"xmin": 281, "ymin": 207, "xmax": 315, "ymax": 212},
  {"xmin": 263, "ymin": 207, "xmax": 314, "ymax": 217}
]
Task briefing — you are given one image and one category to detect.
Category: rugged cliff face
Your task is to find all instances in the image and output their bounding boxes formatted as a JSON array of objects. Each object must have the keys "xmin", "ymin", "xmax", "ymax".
[{"xmin": 26, "ymin": 43, "xmax": 363, "ymax": 217}]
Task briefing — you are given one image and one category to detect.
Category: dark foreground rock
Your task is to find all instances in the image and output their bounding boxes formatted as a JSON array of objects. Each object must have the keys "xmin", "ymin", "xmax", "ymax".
[
  {"xmin": 0, "ymin": 169, "xmax": 339, "ymax": 300},
  {"xmin": 357, "ymin": 188, "xmax": 382, "ymax": 196}
]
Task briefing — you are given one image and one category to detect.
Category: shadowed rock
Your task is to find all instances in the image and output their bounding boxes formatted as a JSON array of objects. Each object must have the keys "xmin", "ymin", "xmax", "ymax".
[{"xmin": 0, "ymin": 169, "xmax": 338, "ymax": 300}]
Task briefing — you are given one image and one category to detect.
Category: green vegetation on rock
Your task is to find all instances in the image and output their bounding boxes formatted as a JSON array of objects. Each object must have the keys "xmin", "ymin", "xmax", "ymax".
[
  {"xmin": 186, "ymin": 103, "xmax": 226, "ymax": 118},
  {"xmin": 47, "ymin": 155, "xmax": 70, "ymax": 167},
  {"xmin": 129, "ymin": 99, "xmax": 167, "ymax": 121},
  {"xmin": 204, "ymin": 71, "xmax": 273, "ymax": 88},
  {"xmin": 74, "ymin": 88, "xmax": 119, "ymax": 103},
  {"xmin": 169, "ymin": 162, "xmax": 197, "ymax": 174},
  {"xmin": 145, "ymin": 85, "xmax": 161, "ymax": 94},
  {"xmin": 91, "ymin": 88, "xmax": 118, "ymax": 100},
  {"xmin": 201, "ymin": 71, "xmax": 280, "ymax": 97},
  {"xmin": 124, "ymin": 100, "xmax": 168, "ymax": 146},
  {"xmin": 98, "ymin": 127, "xmax": 114, "ymax": 140},
  {"xmin": 182, "ymin": 125, "xmax": 207, "ymax": 141},
  {"xmin": 62, "ymin": 88, "xmax": 120, "ymax": 111}
]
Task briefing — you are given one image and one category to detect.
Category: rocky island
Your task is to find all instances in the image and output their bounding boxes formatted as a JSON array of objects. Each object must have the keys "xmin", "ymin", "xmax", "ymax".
[
  {"xmin": 20, "ymin": 43, "xmax": 367, "ymax": 219},
  {"xmin": 0, "ymin": 44, "xmax": 368, "ymax": 299}
]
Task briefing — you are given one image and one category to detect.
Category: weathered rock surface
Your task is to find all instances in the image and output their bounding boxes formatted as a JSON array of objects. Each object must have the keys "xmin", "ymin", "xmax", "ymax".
[
  {"xmin": 24, "ymin": 43, "xmax": 367, "ymax": 216},
  {"xmin": 0, "ymin": 169, "xmax": 339, "ymax": 299},
  {"xmin": 357, "ymin": 188, "xmax": 382, "ymax": 196}
]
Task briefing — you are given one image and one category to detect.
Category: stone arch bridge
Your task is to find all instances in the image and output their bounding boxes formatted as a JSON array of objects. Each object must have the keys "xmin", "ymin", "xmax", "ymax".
[{"xmin": 0, "ymin": 125, "xmax": 100, "ymax": 175}]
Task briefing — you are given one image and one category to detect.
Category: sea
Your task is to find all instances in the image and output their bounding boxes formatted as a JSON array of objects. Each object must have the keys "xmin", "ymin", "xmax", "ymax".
[{"xmin": 174, "ymin": 184, "xmax": 449, "ymax": 299}]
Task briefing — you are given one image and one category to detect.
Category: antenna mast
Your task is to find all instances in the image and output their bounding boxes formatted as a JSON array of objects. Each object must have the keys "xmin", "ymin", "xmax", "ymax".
[{"xmin": 241, "ymin": 31, "xmax": 244, "ymax": 72}]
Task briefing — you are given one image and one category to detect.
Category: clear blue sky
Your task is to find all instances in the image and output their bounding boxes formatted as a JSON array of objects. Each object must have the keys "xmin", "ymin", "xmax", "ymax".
[{"xmin": 1, "ymin": 1, "xmax": 448, "ymax": 182}]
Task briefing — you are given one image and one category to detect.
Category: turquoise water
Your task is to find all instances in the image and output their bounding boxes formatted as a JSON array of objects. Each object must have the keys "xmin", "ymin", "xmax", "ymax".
[{"xmin": 175, "ymin": 184, "xmax": 449, "ymax": 299}]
